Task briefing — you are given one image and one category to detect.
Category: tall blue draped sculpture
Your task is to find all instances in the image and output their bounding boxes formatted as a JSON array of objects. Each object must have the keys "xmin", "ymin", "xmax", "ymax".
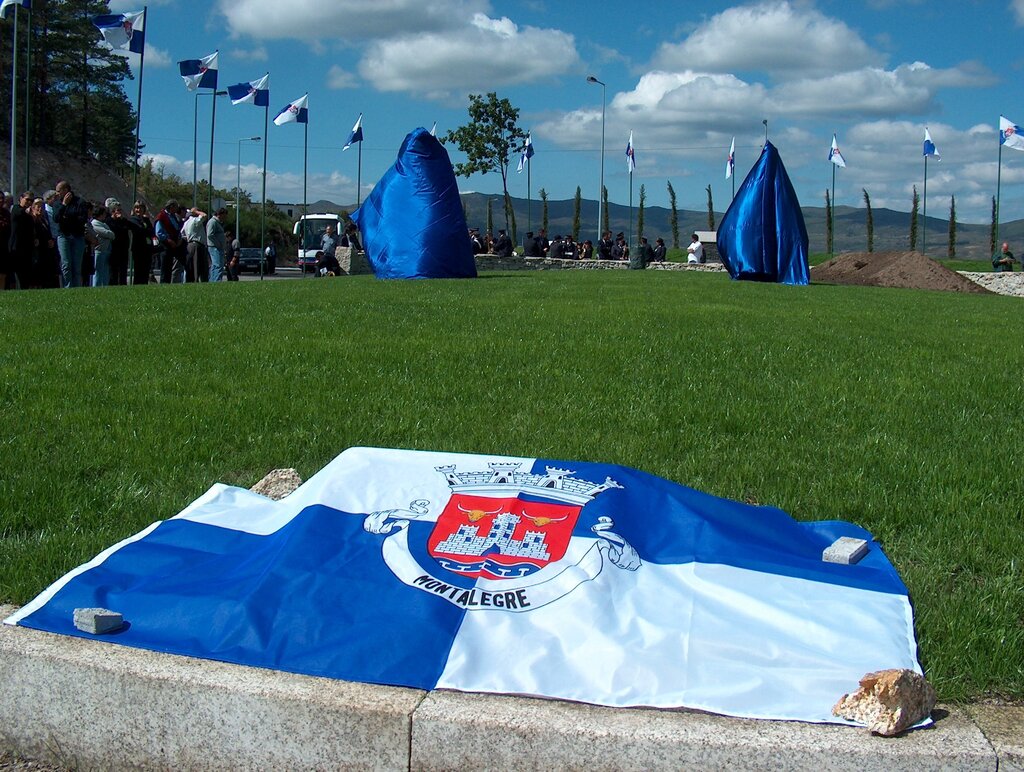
[
  {"xmin": 716, "ymin": 141, "xmax": 809, "ymax": 286},
  {"xmin": 352, "ymin": 127, "xmax": 477, "ymax": 280}
]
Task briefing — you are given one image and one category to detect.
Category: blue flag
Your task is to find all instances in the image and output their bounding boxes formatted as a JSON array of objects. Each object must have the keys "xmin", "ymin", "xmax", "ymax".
[
  {"xmin": 923, "ymin": 128, "xmax": 940, "ymax": 159},
  {"xmin": 342, "ymin": 113, "xmax": 363, "ymax": 151},
  {"xmin": 227, "ymin": 74, "xmax": 269, "ymax": 107},
  {"xmin": 517, "ymin": 133, "xmax": 534, "ymax": 173},
  {"xmin": 0, "ymin": 0, "xmax": 29, "ymax": 18},
  {"xmin": 273, "ymin": 94, "xmax": 308, "ymax": 126},
  {"xmin": 6, "ymin": 447, "xmax": 924, "ymax": 725},
  {"xmin": 352, "ymin": 128, "xmax": 477, "ymax": 280},
  {"xmin": 93, "ymin": 10, "xmax": 144, "ymax": 54},
  {"xmin": 717, "ymin": 140, "xmax": 810, "ymax": 285},
  {"xmin": 179, "ymin": 51, "xmax": 217, "ymax": 91}
]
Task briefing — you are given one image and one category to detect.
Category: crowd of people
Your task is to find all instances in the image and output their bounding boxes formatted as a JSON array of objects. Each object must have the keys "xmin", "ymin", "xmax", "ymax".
[
  {"xmin": 0, "ymin": 179, "xmax": 278, "ymax": 290},
  {"xmin": 471, "ymin": 226, "xmax": 693, "ymax": 267}
]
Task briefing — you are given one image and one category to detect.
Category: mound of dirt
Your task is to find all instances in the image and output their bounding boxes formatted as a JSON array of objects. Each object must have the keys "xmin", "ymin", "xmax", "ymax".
[{"xmin": 811, "ymin": 251, "xmax": 990, "ymax": 293}]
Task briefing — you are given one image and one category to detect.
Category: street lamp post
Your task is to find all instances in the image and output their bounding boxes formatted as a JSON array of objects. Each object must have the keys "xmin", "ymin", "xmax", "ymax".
[{"xmin": 587, "ymin": 75, "xmax": 606, "ymax": 244}]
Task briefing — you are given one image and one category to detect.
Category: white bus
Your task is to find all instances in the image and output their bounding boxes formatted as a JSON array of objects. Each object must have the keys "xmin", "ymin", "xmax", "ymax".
[{"xmin": 293, "ymin": 213, "xmax": 345, "ymax": 269}]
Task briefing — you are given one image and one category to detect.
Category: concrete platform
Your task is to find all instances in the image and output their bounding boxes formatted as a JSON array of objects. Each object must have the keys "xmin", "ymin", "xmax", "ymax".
[{"xmin": 1, "ymin": 605, "xmax": 1017, "ymax": 770}]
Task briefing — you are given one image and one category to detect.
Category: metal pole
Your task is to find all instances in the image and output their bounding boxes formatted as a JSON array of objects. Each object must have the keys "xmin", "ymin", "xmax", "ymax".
[
  {"xmin": 236, "ymin": 138, "xmax": 242, "ymax": 246},
  {"xmin": 130, "ymin": 6, "xmax": 147, "ymax": 209},
  {"xmin": 830, "ymin": 162, "xmax": 836, "ymax": 259},
  {"xmin": 10, "ymin": 9, "xmax": 19, "ymax": 196},
  {"xmin": 23, "ymin": 5, "xmax": 30, "ymax": 190},
  {"xmin": 208, "ymin": 89, "xmax": 217, "ymax": 215},
  {"xmin": 261, "ymin": 99, "xmax": 268, "ymax": 280},
  {"xmin": 996, "ymin": 140, "xmax": 1003, "ymax": 249},
  {"xmin": 302, "ymin": 119, "xmax": 307, "ymax": 278},
  {"xmin": 923, "ymin": 155, "xmax": 928, "ymax": 255},
  {"xmin": 527, "ymin": 154, "xmax": 531, "ymax": 234},
  {"xmin": 628, "ymin": 171, "xmax": 633, "ymax": 255},
  {"xmin": 356, "ymin": 137, "xmax": 362, "ymax": 207},
  {"xmin": 587, "ymin": 76, "xmax": 605, "ymax": 243},
  {"xmin": 192, "ymin": 92, "xmax": 198, "ymax": 208}
]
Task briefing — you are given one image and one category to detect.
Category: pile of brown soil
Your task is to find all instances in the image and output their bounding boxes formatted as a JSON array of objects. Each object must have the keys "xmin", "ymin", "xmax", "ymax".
[{"xmin": 811, "ymin": 251, "xmax": 990, "ymax": 293}]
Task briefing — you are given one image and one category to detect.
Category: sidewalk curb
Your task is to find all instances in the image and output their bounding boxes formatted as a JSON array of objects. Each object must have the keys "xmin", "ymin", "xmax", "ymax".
[{"xmin": 1, "ymin": 606, "xmax": 1014, "ymax": 771}]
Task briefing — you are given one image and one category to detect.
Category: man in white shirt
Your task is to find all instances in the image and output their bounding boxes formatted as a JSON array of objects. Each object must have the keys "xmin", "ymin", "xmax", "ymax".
[
  {"xmin": 687, "ymin": 233, "xmax": 704, "ymax": 264},
  {"xmin": 182, "ymin": 208, "xmax": 209, "ymax": 282}
]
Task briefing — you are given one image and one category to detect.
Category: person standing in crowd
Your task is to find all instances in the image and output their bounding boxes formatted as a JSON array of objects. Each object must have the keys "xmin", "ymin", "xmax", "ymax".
[
  {"xmin": 207, "ymin": 208, "xmax": 228, "ymax": 281},
  {"xmin": 182, "ymin": 207, "xmax": 209, "ymax": 282},
  {"xmin": 264, "ymin": 235, "xmax": 278, "ymax": 272},
  {"xmin": 536, "ymin": 228, "xmax": 550, "ymax": 257},
  {"xmin": 492, "ymin": 228, "xmax": 513, "ymax": 257},
  {"xmin": 687, "ymin": 233, "xmax": 704, "ymax": 264},
  {"xmin": 0, "ymin": 201, "xmax": 10, "ymax": 290},
  {"xmin": 468, "ymin": 228, "xmax": 484, "ymax": 255},
  {"xmin": 653, "ymin": 237, "xmax": 667, "ymax": 263},
  {"xmin": 154, "ymin": 200, "xmax": 184, "ymax": 283},
  {"xmin": 31, "ymin": 198, "xmax": 59, "ymax": 288},
  {"xmin": 320, "ymin": 223, "xmax": 338, "ymax": 261},
  {"xmin": 105, "ymin": 199, "xmax": 131, "ymax": 286},
  {"xmin": 54, "ymin": 180, "xmax": 89, "ymax": 287},
  {"xmin": 548, "ymin": 234, "xmax": 565, "ymax": 260},
  {"xmin": 563, "ymin": 235, "xmax": 578, "ymax": 260},
  {"xmin": 580, "ymin": 239, "xmax": 594, "ymax": 260},
  {"xmin": 992, "ymin": 242, "xmax": 1016, "ymax": 272},
  {"xmin": 224, "ymin": 249, "xmax": 240, "ymax": 281},
  {"xmin": 90, "ymin": 205, "xmax": 115, "ymax": 286},
  {"xmin": 126, "ymin": 201, "xmax": 155, "ymax": 284},
  {"xmin": 81, "ymin": 202, "xmax": 98, "ymax": 287},
  {"xmin": 8, "ymin": 191, "xmax": 36, "ymax": 289},
  {"xmin": 522, "ymin": 231, "xmax": 537, "ymax": 257},
  {"xmin": 339, "ymin": 222, "xmax": 361, "ymax": 252},
  {"xmin": 598, "ymin": 231, "xmax": 614, "ymax": 260},
  {"xmin": 637, "ymin": 236, "xmax": 655, "ymax": 268}
]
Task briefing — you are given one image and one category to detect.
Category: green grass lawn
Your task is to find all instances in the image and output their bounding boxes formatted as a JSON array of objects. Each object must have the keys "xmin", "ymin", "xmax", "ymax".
[{"xmin": 1, "ymin": 271, "xmax": 1022, "ymax": 701}]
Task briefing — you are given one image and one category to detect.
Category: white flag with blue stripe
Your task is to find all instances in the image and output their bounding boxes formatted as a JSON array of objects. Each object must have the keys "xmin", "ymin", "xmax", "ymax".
[
  {"xmin": 178, "ymin": 51, "xmax": 218, "ymax": 91},
  {"xmin": 93, "ymin": 10, "xmax": 145, "ymax": 54},
  {"xmin": 517, "ymin": 133, "xmax": 534, "ymax": 173},
  {"xmin": 274, "ymin": 93, "xmax": 308, "ymax": 126},
  {"xmin": 923, "ymin": 128, "xmax": 940, "ymax": 160},
  {"xmin": 227, "ymin": 74, "xmax": 269, "ymax": 107},
  {"xmin": 5, "ymin": 447, "xmax": 924, "ymax": 725},
  {"xmin": 999, "ymin": 115, "xmax": 1024, "ymax": 152},
  {"xmin": 342, "ymin": 113, "xmax": 363, "ymax": 151}
]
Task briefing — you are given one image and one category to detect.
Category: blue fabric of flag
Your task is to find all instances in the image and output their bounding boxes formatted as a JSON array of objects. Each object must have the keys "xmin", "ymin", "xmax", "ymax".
[
  {"xmin": 179, "ymin": 51, "xmax": 217, "ymax": 91},
  {"xmin": 923, "ymin": 128, "xmax": 939, "ymax": 159},
  {"xmin": 6, "ymin": 447, "xmax": 924, "ymax": 724},
  {"xmin": 352, "ymin": 128, "xmax": 476, "ymax": 280},
  {"xmin": 273, "ymin": 94, "xmax": 307, "ymax": 125},
  {"xmin": 343, "ymin": 114, "xmax": 363, "ymax": 151},
  {"xmin": 93, "ymin": 11, "xmax": 144, "ymax": 54},
  {"xmin": 717, "ymin": 141, "xmax": 810, "ymax": 285},
  {"xmin": 227, "ymin": 75, "xmax": 269, "ymax": 107}
]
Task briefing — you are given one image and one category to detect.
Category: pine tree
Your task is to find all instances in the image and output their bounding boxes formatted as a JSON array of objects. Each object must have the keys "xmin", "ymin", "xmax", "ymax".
[
  {"xmin": 863, "ymin": 188, "xmax": 874, "ymax": 253},
  {"xmin": 825, "ymin": 189, "xmax": 833, "ymax": 254},
  {"xmin": 667, "ymin": 180, "xmax": 679, "ymax": 248},
  {"xmin": 948, "ymin": 195, "xmax": 956, "ymax": 259},
  {"xmin": 705, "ymin": 184, "xmax": 715, "ymax": 230},
  {"xmin": 572, "ymin": 186, "xmax": 581, "ymax": 241},
  {"xmin": 601, "ymin": 185, "xmax": 609, "ymax": 233},
  {"xmin": 637, "ymin": 184, "xmax": 646, "ymax": 241},
  {"xmin": 910, "ymin": 185, "xmax": 919, "ymax": 251},
  {"xmin": 540, "ymin": 188, "xmax": 548, "ymax": 232}
]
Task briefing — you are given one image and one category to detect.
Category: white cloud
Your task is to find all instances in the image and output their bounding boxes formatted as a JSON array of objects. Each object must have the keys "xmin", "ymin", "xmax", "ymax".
[
  {"xmin": 652, "ymin": 1, "xmax": 881, "ymax": 79},
  {"xmin": 1013, "ymin": 0, "xmax": 1024, "ymax": 24},
  {"xmin": 326, "ymin": 65, "xmax": 358, "ymax": 90},
  {"xmin": 219, "ymin": 0, "xmax": 488, "ymax": 41},
  {"xmin": 113, "ymin": 45, "xmax": 171, "ymax": 70},
  {"xmin": 230, "ymin": 46, "xmax": 269, "ymax": 62},
  {"xmin": 360, "ymin": 14, "xmax": 579, "ymax": 93}
]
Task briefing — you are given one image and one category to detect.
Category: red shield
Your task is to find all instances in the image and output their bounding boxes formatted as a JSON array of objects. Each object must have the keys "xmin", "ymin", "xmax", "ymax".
[{"xmin": 428, "ymin": 493, "xmax": 583, "ymax": 580}]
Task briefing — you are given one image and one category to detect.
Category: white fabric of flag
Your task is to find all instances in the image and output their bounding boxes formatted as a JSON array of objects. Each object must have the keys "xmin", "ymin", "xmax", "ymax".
[
  {"xmin": 179, "ymin": 51, "xmax": 218, "ymax": 92},
  {"xmin": 342, "ymin": 113, "xmax": 363, "ymax": 151},
  {"xmin": 923, "ymin": 128, "xmax": 940, "ymax": 160},
  {"xmin": 517, "ymin": 134, "xmax": 534, "ymax": 173},
  {"xmin": 726, "ymin": 136, "xmax": 735, "ymax": 179},
  {"xmin": 5, "ymin": 447, "xmax": 925, "ymax": 726},
  {"xmin": 93, "ymin": 10, "xmax": 144, "ymax": 54},
  {"xmin": 625, "ymin": 131, "xmax": 636, "ymax": 173},
  {"xmin": 829, "ymin": 134, "xmax": 846, "ymax": 168},
  {"xmin": 274, "ymin": 94, "xmax": 308, "ymax": 126},
  {"xmin": 0, "ymin": 0, "xmax": 29, "ymax": 18},
  {"xmin": 1000, "ymin": 115, "xmax": 1024, "ymax": 151}
]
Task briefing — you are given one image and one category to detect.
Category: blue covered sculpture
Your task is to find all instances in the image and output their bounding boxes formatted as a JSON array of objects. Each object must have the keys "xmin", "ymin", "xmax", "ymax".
[
  {"xmin": 352, "ymin": 127, "xmax": 477, "ymax": 280},
  {"xmin": 716, "ymin": 141, "xmax": 810, "ymax": 285}
]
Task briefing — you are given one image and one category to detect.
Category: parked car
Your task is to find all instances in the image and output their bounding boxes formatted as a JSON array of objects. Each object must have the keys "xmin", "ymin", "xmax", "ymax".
[{"xmin": 237, "ymin": 247, "xmax": 276, "ymax": 274}]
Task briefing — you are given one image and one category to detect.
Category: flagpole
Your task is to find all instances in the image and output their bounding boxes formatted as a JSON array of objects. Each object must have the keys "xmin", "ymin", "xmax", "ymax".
[
  {"xmin": 23, "ymin": 4, "xmax": 30, "ymax": 190},
  {"xmin": 830, "ymin": 161, "xmax": 836, "ymax": 260},
  {"xmin": 996, "ymin": 138, "xmax": 1003, "ymax": 248},
  {"xmin": 9, "ymin": 6, "xmax": 18, "ymax": 195},
  {"xmin": 260, "ymin": 95, "xmax": 268, "ymax": 281},
  {"xmin": 130, "ymin": 6, "xmax": 147, "ymax": 210},
  {"xmin": 922, "ymin": 154, "xmax": 928, "ymax": 255},
  {"xmin": 192, "ymin": 92, "xmax": 198, "ymax": 208},
  {"xmin": 302, "ymin": 118, "xmax": 307, "ymax": 278},
  {"xmin": 628, "ymin": 170, "xmax": 633, "ymax": 255},
  {"xmin": 356, "ymin": 136, "xmax": 362, "ymax": 208},
  {"xmin": 527, "ymin": 154, "xmax": 532, "ymax": 234},
  {"xmin": 208, "ymin": 87, "xmax": 218, "ymax": 215}
]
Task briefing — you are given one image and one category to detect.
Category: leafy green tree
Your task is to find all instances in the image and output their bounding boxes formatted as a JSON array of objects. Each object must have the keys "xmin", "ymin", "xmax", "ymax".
[
  {"xmin": 909, "ymin": 186, "xmax": 921, "ymax": 251},
  {"xmin": 540, "ymin": 188, "xmax": 548, "ymax": 232},
  {"xmin": 863, "ymin": 188, "xmax": 873, "ymax": 253},
  {"xmin": 601, "ymin": 186, "xmax": 609, "ymax": 233},
  {"xmin": 948, "ymin": 195, "xmax": 956, "ymax": 259},
  {"xmin": 705, "ymin": 185, "xmax": 715, "ymax": 230},
  {"xmin": 637, "ymin": 184, "xmax": 646, "ymax": 241},
  {"xmin": 572, "ymin": 186, "xmax": 581, "ymax": 241},
  {"xmin": 444, "ymin": 92, "xmax": 526, "ymax": 234},
  {"xmin": 667, "ymin": 180, "xmax": 679, "ymax": 247},
  {"xmin": 825, "ymin": 189, "xmax": 833, "ymax": 254}
]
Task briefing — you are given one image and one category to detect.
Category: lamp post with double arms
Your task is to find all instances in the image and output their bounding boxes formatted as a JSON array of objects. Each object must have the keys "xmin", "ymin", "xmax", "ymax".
[{"xmin": 587, "ymin": 75, "xmax": 606, "ymax": 243}]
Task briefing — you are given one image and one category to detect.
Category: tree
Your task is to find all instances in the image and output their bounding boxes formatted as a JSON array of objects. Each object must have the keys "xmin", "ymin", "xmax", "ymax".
[
  {"xmin": 444, "ymin": 92, "xmax": 527, "ymax": 235},
  {"xmin": 637, "ymin": 184, "xmax": 646, "ymax": 241},
  {"xmin": 572, "ymin": 186, "xmax": 582, "ymax": 241},
  {"xmin": 601, "ymin": 186, "xmax": 609, "ymax": 233},
  {"xmin": 705, "ymin": 185, "xmax": 715, "ymax": 230},
  {"xmin": 825, "ymin": 189, "xmax": 833, "ymax": 254},
  {"xmin": 667, "ymin": 180, "xmax": 679, "ymax": 248},
  {"xmin": 540, "ymin": 188, "xmax": 549, "ymax": 232},
  {"xmin": 863, "ymin": 188, "xmax": 874, "ymax": 253},
  {"xmin": 910, "ymin": 185, "xmax": 919, "ymax": 251},
  {"xmin": 990, "ymin": 196, "xmax": 997, "ymax": 255},
  {"xmin": 948, "ymin": 195, "xmax": 957, "ymax": 259}
]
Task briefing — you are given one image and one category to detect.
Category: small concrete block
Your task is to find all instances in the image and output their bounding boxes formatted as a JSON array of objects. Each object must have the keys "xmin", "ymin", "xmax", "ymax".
[
  {"xmin": 823, "ymin": 537, "xmax": 869, "ymax": 565},
  {"xmin": 73, "ymin": 608, "xmax": 123, "ymax": 635}
]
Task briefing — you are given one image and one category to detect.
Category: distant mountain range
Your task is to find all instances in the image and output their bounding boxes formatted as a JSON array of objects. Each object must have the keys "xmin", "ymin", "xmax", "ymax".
[{"xmin": 289, "ymin": 193, "xmax": 1020, "ymax": 260}]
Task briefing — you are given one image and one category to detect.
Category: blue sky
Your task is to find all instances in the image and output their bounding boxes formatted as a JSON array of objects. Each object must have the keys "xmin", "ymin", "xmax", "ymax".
[{"xmin": 118, "ymin": 0, "xmax": 1024, "ymax": 223}]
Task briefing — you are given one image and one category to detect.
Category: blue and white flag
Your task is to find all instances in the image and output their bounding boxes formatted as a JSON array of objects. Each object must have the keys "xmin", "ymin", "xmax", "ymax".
[
  {"xmin": 517, "ymin": 133, "xmax": 534, "ymax": 173},
  {"xmin": 1000, "ymin": 115, "xmax": 1024, "ymax": 152},
  {"xmin": 342, "ymin": 113, "xmax": 363, "ymax": 151},
  {"xmin": 0, "ymin": 0, "xmax": 29, "ymax": 18},
  {"xmin": 726, "ymin": 136, "xmax": 735, "ymax": 179},
  {"xmin": 923, "ymin": 128, "xmax": 940, "ymax": 160},
  {"xmin": 5, "ymin": 447, "xmax": 923, "ymax": 725},
  {"xmin": 273, "ymin": 93, "xmax": 308, "ymax": 126},
  {"xmin": 429, "ymin": 121, "xmax": 437, "ymax": 137},
  {"xmin": 178, "ymin": 51, "xmax": 218, "ymax": 92},
  {"xmin": 227, "ymin": 74, "xmax": 269, "ymax": 107},
  {"xmin": 93, "ymin": 10, "xmax": 145, "ymax": 54},
  {"xmin": 625, "ymin": 130, "xmax": 636, "ymax": 173},
  {"xmin": 829, "ymin": 133, "xmax": 846, "ymax": 168}
]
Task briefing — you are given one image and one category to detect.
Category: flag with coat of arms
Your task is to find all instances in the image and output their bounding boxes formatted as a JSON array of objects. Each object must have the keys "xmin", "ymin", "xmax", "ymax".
[
  {"xmin": 1000, "ymin": 115, "xmax": 1024, "ymax": 151},
  {"xmin": 178, "ymin": 51, "xmax": 217, "ymax": 91},
  {"xmin": 227, "ymin": 74, "xmax": 269, "ymax": 107},
  {"xmin": 829, "ymin": 134, "xmax": 846, "ymax": 168},
  {"xmin": 274, "ymin": 94, "xmax": 308, "ymax": 126},
  {"xmin": 93, "ymin": 10, "xmax": 145, "ymax": 54}
]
